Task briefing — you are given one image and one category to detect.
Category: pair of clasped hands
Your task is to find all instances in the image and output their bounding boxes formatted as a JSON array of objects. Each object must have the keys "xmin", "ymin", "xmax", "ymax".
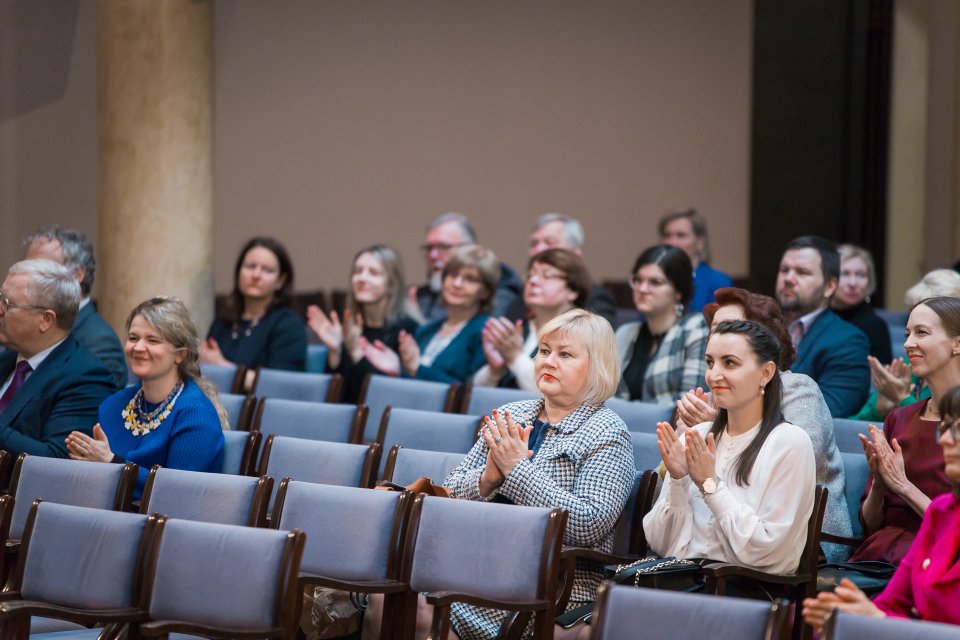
[
  {"xmin": 656, "ymin": 420, "xmax": 718, "ymax": 488},
  {"xmin": 478, "ymin": 409, "xmax": 534, "ymax": 496}
]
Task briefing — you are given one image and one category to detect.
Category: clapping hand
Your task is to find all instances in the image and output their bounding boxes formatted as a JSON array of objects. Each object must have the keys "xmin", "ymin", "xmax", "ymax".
[
  {"xmin": 65, "ymin": 424, "xmax": 114, "ymax": 463},
  {"xmin": 860, "ymin": 424, "xmax": 909, "ymax": 495},
  {"xmin": 358, "ymin": 337, "xmax": 401, "ymax": 376},
  {"xmin": 656, "ymin": 421, "xmax": 688, "ymax": 480},
  {"xmin": 684, "ymin": 429, "xmax": 718, "ymax": 488},
  {"xmin": 802, "ymin": 578, "xmax": 884, "ymax": 632},
  {"xmin": 676, "ymin": 387, "xmax": 716, "ymax": 429},
  {"xmin": 397, "ymin": 330, "xmax": 421, "ymax": 377},
  {"xmin": 484, "ymin": 318, "xmax": 524, "ymax": 365}
]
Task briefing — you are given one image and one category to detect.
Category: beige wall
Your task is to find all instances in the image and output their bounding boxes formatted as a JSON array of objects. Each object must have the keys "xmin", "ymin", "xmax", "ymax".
[
  {"xmin": 1, "ymin": 1, "xmax": 753, "ymax": 306},
  {"xmin": 212, "ymin": 1, "xmax": 753, "ymax": 293}
]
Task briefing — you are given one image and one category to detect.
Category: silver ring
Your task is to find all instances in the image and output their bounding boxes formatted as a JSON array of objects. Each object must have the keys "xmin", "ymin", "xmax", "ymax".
[{"xmin": 494, "ymin": 437, "xmax": 502, "ymax": 443}]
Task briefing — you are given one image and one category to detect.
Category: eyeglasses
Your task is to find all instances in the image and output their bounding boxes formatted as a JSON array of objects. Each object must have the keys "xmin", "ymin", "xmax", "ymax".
[
  {"xmin": 446, "ymin": 270, "xmax": 483, "ymax": 285},
  {"xmin": 937, "ymin": 420, "xmax": 959, "ymax": 441},
  {"xmin": 527, "ymin": 270, "xmax": 566, "ymax": 283},
  {"xmin": 420, "ymin": 243, "xmax": 460, "ymax": 254},
  {"xmin": 0, "ymin": 291, "xmax": 49, "ymax": 314}
]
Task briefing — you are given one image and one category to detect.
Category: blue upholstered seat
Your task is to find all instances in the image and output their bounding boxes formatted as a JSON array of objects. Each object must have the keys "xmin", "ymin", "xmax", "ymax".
[
  {"xmin": 832, "ymin": 418, "xmax": 874, "ymax": 454},
  {"xmin": 221, "ymin": 430, "xmax": 261, "ymax": 476},
  {"xmin": 252, "ymin": 368, "xmax": 341, "ymax": 403},
  {"xmin": 359, "ymin": 376, "xmax": 458, "ymax": 442},
  {"xmin": 376, "ymin": 408, "xmax": 478, "ymax": 475},
  {"xmin": 461, "ymin": 385, "xmax": 539, "ymax": 416},
  {"xmin": 9, "ymin": 456, "xmax": 136, "ymax": 541},
  {"xmin": 604, "ymin": 398, "xmax": 674, "ymax": 433},
  {"xmin": 630, "ymin": 431, "xmax": 661, "ymax": 472},
  {"xmin": 253, "ymin": 397, "xmax": 366, "ymax": 443},
  {"xmin": 200, "ymin": 363, "xmax": 240, "ymax": 395},
  {"xmin": 382, "ymin": 446, "xmax": 465, "ymax": 486},
  {"xmin": 218, "ymin": 392, "xmax": 254, "ymax": 430},
  {"xmin": 140, "ymin": 466, "xmax": 272, "ymax": 527},
  {"xmin": 590, "ymin": 584, "xmax": 788, "ymax": 639},
  {"xmin": 826, "ymin": 610, "xmax": 960, "ymax": 640}
]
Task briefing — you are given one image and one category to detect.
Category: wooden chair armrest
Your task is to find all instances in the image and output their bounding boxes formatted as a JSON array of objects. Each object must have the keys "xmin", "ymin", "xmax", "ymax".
[
  {"xmin": 423, "ymin": 591, "xmax": 548, "ymax": 612},
  {"xmin": 702, "ymin": 563, "xmax": 810, "ymax": 587},
  {"xmin": 819, "ymin": 533, "xmax": 863, "ymax": 547},
  {"xmin": 139, "ymin": 620, "xmax": 285, "ymax": 639},
  {"xmin": 299, "ymin": 575, "xmax": 409, "ymax": 594},
  {"xmin": 0, "ymin": 601, "xmax": 145, "ymax": 624},
  {"xmin": 0, "ymin": 591, "xmax": 20, "ymax": 602},
  {"xmin": 495, "ymin": 610, "xmax": 532, "ymax": 640}
]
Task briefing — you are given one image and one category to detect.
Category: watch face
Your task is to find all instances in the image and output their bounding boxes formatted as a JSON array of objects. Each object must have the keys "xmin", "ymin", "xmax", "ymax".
[{"xmin": 703, "ymin": 477, "xmax": 718, "ymax": 494}]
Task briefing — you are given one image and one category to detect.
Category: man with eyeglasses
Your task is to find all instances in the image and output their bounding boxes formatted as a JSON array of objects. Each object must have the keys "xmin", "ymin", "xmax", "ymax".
[
  {"xmin": 23, "ymin": 226, "xmax": 127, "ymax": 389},
  {"xmin": 509, "ymin": 213, "xmax": 616, "ymax": 326},
  {"xmin": 0, "ymin": 260, "xmax": 115, "ymax": 457},
  {"xmin": 411, "ymin": 212, "xmax": 523, "ymax": 323}
]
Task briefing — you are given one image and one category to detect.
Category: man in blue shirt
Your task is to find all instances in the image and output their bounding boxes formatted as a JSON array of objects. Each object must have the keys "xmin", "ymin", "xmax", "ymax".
[{"xmin": 658, "ymin": 208, "xmax": 733, "ymax": 312}]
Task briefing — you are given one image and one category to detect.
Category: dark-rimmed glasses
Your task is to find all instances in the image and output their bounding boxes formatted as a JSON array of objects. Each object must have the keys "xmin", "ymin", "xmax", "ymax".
[{"xmin": 937, "ymin": 419, "xmax": 959, "ymax": 441}]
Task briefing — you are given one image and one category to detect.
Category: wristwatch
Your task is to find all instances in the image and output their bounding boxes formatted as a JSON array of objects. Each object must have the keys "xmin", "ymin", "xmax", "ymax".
[{"xmin": 701, "ymin": 476, "xmax": 721, "ymax": 495}]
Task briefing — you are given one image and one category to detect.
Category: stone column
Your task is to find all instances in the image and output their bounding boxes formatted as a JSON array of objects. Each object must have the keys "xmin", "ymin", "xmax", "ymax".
[{"xmin": 97, "ymin": 0, "xmax": 214, "ymax": 335}]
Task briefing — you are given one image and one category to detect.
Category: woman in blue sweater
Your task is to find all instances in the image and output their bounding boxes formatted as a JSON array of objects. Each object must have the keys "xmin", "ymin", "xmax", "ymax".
[{"xmin": 66, "ymin": 297, "xmax": 226, "ymax": 498}]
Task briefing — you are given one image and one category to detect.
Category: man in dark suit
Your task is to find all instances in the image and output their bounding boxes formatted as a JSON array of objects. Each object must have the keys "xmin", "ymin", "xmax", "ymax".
[
  {"xmin": 0, "ymin": 259, "xmax": 116, "ymax": 457},
  {"xmin": 776, "ymin": 235, "xmax": 870, "ymax": 417},
  {"xmin": 23, "ymin": 226, "xmax": 127, "ymax": 388}
]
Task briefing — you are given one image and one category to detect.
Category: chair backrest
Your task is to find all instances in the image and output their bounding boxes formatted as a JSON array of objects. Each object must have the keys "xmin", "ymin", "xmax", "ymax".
[
  {"xmin": 825, "ymin": 610, "xmax": 960, "ymax": 640},
  {"xmin": 359, "ymin": 375, "xmax": 460, "ymax": 442},
  {"xmin": 382, "ymin": 446, "xmax": 465, "ymax": 486},
  {"xmin": 14, "ymin": 502, "xmax": 154, "ymax": 612},
  {"xmin": 273, "ymin": 479, "xmax": 411, "ymax": 583},
  {"xmin": 202, "ymin": 363, "xmax": 243, "ymax": 395},
  {"xmin": 461, "ymin": 385, "xmax": 539, "ymax": 416},
  {"xmin": 630, "ymin": 432, "xmax": 661, "ymax": 472},
  {"xmin": 800, "ymin": 486, "xmax": 830, "ymax": 578},
  {"xmin": 605, "ymin": 398, "xmax": 674, "ymax": 433},
  {"xmin": 252, "ymin": 397, "xmax": 367, "ymax": 444},
  {"xmin": 306, "ymin": 344, "xmax": 329, "ymax": 374},
  {"xmin": 591, "ymin": 583, "xmax": 788, "ymax": 640},
  {"xmin": 139, "ymin": 466, "xmax": 272, "ymax": 527},
  {"xmin": 840, "ymin": 452, "xmax": 869, "ymax": 539},
  {"xmin": 9, "ymin": 455, "xmax": 137, "ymax": 540},
  {"xmin": 404, "ymin": 496, "xmax": 566, "ymax": 638},
  {"xmin": 259, "ymin": 436, "xmax": 380, "ymax": 507},
  {"xmin": 832, "ymin": 418, "xmax": 873, "ymax": 454},
  {"xmin": 143, "ymin": 518, "xmax": 304, "ymax": 637},
  {"xmin": 251, "ymin": 368, "xmax": 343, "ymax": 403},
  {"xmin": 220, "ymin": 392, "xmax": 256, "ymax": 430},
  {"xmin": 376, "ymin": 408, "xmax": 478, "ymax": 471},
  {"xmin": 609, "ymin": 470, "xmax": 657, "ymax": 558},
  {"xmin": 221, "ymin": 430, "xmax": 262, "ymax": 476}
]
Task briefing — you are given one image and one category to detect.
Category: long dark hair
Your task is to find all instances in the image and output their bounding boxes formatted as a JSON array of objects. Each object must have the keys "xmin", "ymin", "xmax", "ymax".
[
  {"xmin": 223, "ymin": 237, "xmax": 295, "ymax": 324},
  {"xmin": 709, "ymin": 320, "xmax": 784, "ymax": 486}
]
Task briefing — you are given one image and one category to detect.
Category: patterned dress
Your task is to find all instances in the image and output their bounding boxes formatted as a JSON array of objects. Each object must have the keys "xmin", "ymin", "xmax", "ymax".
[{"xmin": 443, "ymin": 398, "xmax": 634, "ymax": 639}]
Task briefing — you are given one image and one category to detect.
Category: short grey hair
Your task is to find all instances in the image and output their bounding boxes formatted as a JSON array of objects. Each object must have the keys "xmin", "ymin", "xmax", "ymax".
[
  {"xmin": 537, "ymin": 309, "xmax": 620, "ymax": 405},
  {"xmin": 532, "ymin": 213, "xmax": 585, "ymax": 250},
  {"xmin": 7, "ymin": 259, "xmax": 81, "ymax": 329},
  {"xmin": 427, "ymin": 212, "xmax": 477, "ymax": 243},
  {"xmin": 23, "ymin": 226, "xmax": 96, "ymax": 295}
]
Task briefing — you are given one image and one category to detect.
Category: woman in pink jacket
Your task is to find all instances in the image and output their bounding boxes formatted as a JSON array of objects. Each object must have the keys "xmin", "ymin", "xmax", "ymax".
[{"xmin": 803, "ymin": 383, "xmax": 960, "ymax": 630}]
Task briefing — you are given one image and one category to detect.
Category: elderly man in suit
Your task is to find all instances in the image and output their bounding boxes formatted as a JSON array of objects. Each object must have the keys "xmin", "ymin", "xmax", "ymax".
[
  {"xmin": 776, "ymin": 235, "xmax": 870, "ymax": 417},
  {"xmin": 0, "ymin": 259, "xmax": 115, "ymax": 457},
  {"xmin": 23, "ymin": 226, "xmax": 127, "ymax": 389}
]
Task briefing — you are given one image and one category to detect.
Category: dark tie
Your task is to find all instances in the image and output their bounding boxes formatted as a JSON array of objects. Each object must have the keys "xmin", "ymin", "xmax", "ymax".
[{"xmin": 0, "ymin": 360, "xmax": 32, "ymax": 415}]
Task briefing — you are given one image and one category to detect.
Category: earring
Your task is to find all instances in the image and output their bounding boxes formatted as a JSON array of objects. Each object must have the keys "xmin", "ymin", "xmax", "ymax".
[
  {"xmin": 759, "ymin": 385, "xmax": 765, "ymax": 396},
  {"xmin": 675, "ymin": 303, "xmax": 685, "ymax": 317}
]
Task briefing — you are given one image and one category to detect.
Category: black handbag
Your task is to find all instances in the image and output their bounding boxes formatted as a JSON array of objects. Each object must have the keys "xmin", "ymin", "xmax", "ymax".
[
  {"xmin": 816, "ymin": 560, "xmax": 897, "ymax": 596},
  {"xmin": 610, "ymin": 555, "xmax": 706, "ymax": 593}
]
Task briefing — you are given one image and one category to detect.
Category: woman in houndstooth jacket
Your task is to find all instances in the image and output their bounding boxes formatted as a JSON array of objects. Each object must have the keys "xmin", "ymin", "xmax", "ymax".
[{"xmin": 446, "ymin": 309, "xmax": 635, "ymax": 639}]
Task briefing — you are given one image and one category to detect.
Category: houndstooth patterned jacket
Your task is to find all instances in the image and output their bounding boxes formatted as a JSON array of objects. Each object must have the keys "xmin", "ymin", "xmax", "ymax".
[{"xmin": 443, "ymin": 398, "xmax": 634, "ymax": 639}]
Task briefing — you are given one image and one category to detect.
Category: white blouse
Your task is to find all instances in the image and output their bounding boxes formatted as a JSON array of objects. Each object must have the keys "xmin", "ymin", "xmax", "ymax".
[{"xmin": 643, "ymin": 420, "xmax": 816, "ymax": 575}]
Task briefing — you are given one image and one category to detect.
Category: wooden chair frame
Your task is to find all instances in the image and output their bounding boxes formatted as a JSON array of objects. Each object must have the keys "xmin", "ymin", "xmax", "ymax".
[
  {"xmin": 226, "ymin": 394, "xmax": 258, "ymax": 432},
  {"xmin": 0, "ymin": 450, "xmax": 13, "ymax": 495},
  {"xmin": 257, "ymin": 435, "xmax": 382, "ymax": 489},
  {"xmin": 136, "ymin": 517, "xmax": 305, "ymax": 640},
  {"xmin": 589, "ymin": 582, "xmax": 791, "ymax": 640},
  {"xmin": 397, "ymin": 496, "xmax": 568, "ymax": 640},
  {"xmin": 0, "ymin": 499, "xmax": 159, "ymax": 640},
  {"xmin": 251, "ymin": 398, "xmax": 368, "ymax": 444},
  {"xmin": 139, "ymin": 465, "xmax": 274, "ymax": 528},
  {"xmin": 272, "ymin": 478, "xmax": 415, "ymax": 640},
  {"xmin": 702, "ymin": 485, "xmax": 828, "ymax": 640},
  {"xmin": 555, "ymin": 469, "xmax": 658, "ymax": 612}
]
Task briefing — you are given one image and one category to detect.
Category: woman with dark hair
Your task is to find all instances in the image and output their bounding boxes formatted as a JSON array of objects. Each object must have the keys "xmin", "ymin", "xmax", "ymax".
[
  {"xmin": 306, "ymin": 245, "xmax": 419, "ymax": 402},
  {"xmin": 677, "ymin": 286, "xmax": 853, "ymax": 561},
  {"xmin": 803, "ymin": 385, "xmax": 960, "ymax": 630},
  {"xmin": 360, "ymin": 244, "xmax": 498, "ymax": 383},
  {"xmin": 850, "ymin": 296, "xmax": 959, "ymax": 564},
  {"xmin": 66, "ymin": 297, "xmax": 227, "ymax": 499},
  {"xmin": 644, "ymin": 320, "xmax": 816, "ymax": 574},
  {"xmin": 473, "ymin": 248, "xmax": 592, "ymax": 391},
  {"xmin": 200, "ymin": 237, "xmax": 307, "ymax": 387},
  {"xmin": 614, "ymin": 245, "xmax": 709, "ymax": 403}
]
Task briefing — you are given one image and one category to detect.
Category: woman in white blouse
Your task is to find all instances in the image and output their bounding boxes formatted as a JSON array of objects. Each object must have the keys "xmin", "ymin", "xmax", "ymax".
[{"xmin": 643, "ymin": 319, "xmax": 816, "ymax": 575}]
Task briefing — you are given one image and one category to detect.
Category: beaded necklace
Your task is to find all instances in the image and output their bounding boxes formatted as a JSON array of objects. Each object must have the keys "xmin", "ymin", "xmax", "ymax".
[{"xmin": 122, "ymin": 381, "xmax": 185, "ymax": 436}]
